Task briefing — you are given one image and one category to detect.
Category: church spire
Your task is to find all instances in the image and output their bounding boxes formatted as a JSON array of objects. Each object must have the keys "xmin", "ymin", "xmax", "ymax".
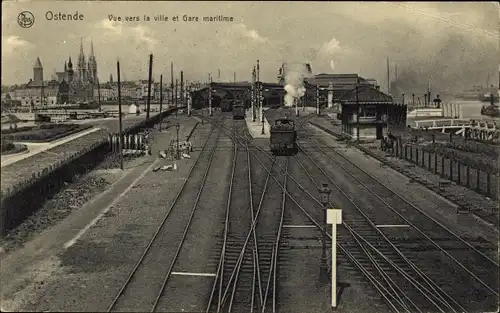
[
  {"xmin": 79, "ymin": 38, "xmax": 84, "ymax": 57},
  {"xmin": 34, "ymin": 57, "xmax": 43, "ymax": 69},
  {"xmin": 90, "ymin": 38, "xmax": 94, "ymax": 57}
]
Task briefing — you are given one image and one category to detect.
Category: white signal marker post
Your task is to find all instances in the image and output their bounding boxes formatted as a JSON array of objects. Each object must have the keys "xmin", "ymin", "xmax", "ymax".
[{"xmin": 326, "ymin": 209, "xmax": 342, "ymax": 309}]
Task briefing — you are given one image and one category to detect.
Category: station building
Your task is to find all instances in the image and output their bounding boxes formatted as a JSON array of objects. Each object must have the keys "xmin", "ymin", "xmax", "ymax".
[
  {"xmin": 337, "ymin": 85, "xmax": 407, "ymax": 140},
  {"xmin": 190, "ymin": 82, "xmax": 285, "ymax": 109},
  {"xmin": 189, "ymin": 68, "xmax": 407, "ymax": 141}
]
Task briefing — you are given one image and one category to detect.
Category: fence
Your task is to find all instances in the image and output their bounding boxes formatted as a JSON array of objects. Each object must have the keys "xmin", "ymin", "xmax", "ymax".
[
  {"xmin": 0, "ymin": 106, "xmax": 184, "ymax": 236},
  {"xmin": 109, "ymin": 133, "xmax": 147, "ymax": 151},
  {"xmin": 383, "ymin": 140, "xmax": 498, "ymax": 200}
]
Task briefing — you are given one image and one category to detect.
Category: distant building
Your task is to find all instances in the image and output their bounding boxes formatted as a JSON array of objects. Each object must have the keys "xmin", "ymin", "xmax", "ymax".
[
  {"xmin": 139, "ymin": 80, "xmax": 155, "ymax": 100},
  {"xmin": 154, "ymin": 83, "xmax": 170, "ymax": 101},
  {"xmin": 93, "ymin": 81, "xmax": 140, "ymax": 102},
  {"xmin": 128, "ymin": 103, "xmax": 138, "ymax": 114},
  {"xmin": 10, "ymin": 40, "xmax": 99, "ymax": 106},
  {"xmin": 94, "ymin": 83, "xmax": 115, "ymax": 101},
  {"xmin": 277, "ymin": 63, "xmax": 312, "ymax": 84},
  {"xmin": 9, "ymin": 57, "xmax": 66, "ymax": 107}
]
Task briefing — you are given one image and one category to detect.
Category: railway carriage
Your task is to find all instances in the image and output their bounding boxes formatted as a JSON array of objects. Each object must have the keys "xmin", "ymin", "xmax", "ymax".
[{"xmin": 269, "ymin": 118, "xmax": 298, "ymax": 156}]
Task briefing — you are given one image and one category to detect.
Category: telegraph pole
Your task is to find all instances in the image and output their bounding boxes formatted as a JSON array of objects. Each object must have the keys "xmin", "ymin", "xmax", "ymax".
[
  {"xmin": 257, "ymin": 60, "xmax": 261, "ymax": 122},
  {"xmin": 356, "ymin": 78, "xmax": 360, "ymax": 142},
  {"xmin": 175, "ymin": 78, "xmax": 178, "ymax": 116},
  {"xmin": 209, "ymin": 76, "xmax": 213, "ymax": 116},
  {"xmin": 386, "ymin": 57, "xmax": 390, "ymax": 95},
  {"xmin": 159, "ymin": 74, "xmax": 163, "ymax": 131},
  {"xmin": 180, "ymin": 71, "xmax": 184, "ymax": 107},
  {"xmin": 234, "ymin": 72, "xmax": 236, "ymax": 83},
  {"xmin": 146, "ymin": 54, "xmax": 153, "ymax": 119},
  {"xmin": 97, "ymin": 78, "xmax": 102, "ymax": 111},
  {"xmin": 252, "ymin": 66, "xmax": 256, "ymax": 122},
  {"xmin": 316, "ymin": 85, "xmax": 320, "ymax": 115},
  {"xmin": 170, "ymin": 61, "xmax": 174, "ymax": 106},
  {"xmin": 117, "ymin": 60, "xmax": 124, "ymax": 171}
]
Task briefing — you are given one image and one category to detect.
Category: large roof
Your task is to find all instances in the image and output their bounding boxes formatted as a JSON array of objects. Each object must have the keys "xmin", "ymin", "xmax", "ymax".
[
  {"xmin": 306, "ymin": 73, "xmax": 364, "ymax": 87},
  {"xmin": 339, "ymin": 85, "xmax": 393, "ymax": 104}
]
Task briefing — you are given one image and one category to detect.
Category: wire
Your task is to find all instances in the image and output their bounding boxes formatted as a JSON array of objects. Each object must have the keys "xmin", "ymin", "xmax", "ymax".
[{"xmin": 384, "ymin": 2, "xmax": 500, "ymax": 38}]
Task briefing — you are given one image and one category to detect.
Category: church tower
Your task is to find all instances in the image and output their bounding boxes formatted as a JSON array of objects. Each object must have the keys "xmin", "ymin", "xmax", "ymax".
[
  {"xmin": 67, "ymin": 56, "xmax": 74, "ymax": 83},
  {"xmin": 88, "ymin": 39, "xmax": 98, "ymax": 84},
  {"xmin": 77, "ymin": 39, "xmax": 87, "ymax": 81},
  {"xmin": 34, "ymin": 57, "xmax": 43, "ymax": 83}
]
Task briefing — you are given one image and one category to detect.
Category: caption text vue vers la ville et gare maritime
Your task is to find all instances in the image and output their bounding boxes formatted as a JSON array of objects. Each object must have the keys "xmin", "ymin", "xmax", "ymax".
[{"xmin": 42, "ymin": 11, "xmax": 234, "ymax": 23}]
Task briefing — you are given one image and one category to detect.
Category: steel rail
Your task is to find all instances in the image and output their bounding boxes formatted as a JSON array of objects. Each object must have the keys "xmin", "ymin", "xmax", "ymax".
[
  {"xmin": 261, "ymin": 243, "xmax": 276, "ymax": 313},
  {"xmin": 151, "ymin": 129, "xmax": 222, "ymax": 312},
  {"xmin": 205, "ymin": 125, "xmax": 275, "ymax": 311},
  {"xmin": 203, "ymin": 118, "xmax": 460, "ymax": 311},
  {"xmin": 251, "ymin": 248, "xmax": 257, "ymax": 312},
  {"xmin": 271, "ymin": 158, "xmax": 288, "ymax": 313},
  {"xmin": 224, "ymin": 124, "xmax": 240, "ymax": 313},
  {"xmin": 346, "ymin": 224, "xmax": 466, "ymax": 312},
  {"xmin": 210, "ymin": 122, "xmax": 405, "ymax": 310},
  {"xmin": 227, "ymin": 128, "xmax": 255, "ymax": 313},
  {"xmin": 263, "ymin": 133, "xmax": 464, "ymax": 312},
  {"xmin": 246, "ymin": 133, "xmax": 264, "ymax": 308},
  {"xmin": 296, "ymin": 145, "xmax": 464, "ymax": 312},
  {"xmin": 197, "ymin": 114, "xmax": 461, "ymax": 311},
  {"xmin": 205, "ymin": 123, "xmax": 238, "ymax": 313},
  {"xmin": 223, "ymin": 159, "xmax": 278, "ymax": 311},
  {"xmin": 307, "ymin": 125, "xmax": 499, "ymax": 267},
  {"xmin": 107, "ymin": 120, "xmax": 221, "ymax": 312},
  {"xmin": 292, "ymin": 155, "xmax": 415, "ymax": 312},
  {"xmin": 292, "ymin": 154, "xmax": 442, "ymax": 313},
  {"xmin": 300, "ymin": 131, "xmax": 499, "ymax": 297},
  {"xmin": 292, "ymin": 152, "xmax": 462, "ymax": 312},
  {"xmin": 219, "ymin": 126, "xmax": 404, "ymax": 312}
]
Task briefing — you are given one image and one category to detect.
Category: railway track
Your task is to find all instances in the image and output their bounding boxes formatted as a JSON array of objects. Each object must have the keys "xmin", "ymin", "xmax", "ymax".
[
  {"xmin": 206, "ymin": 120, "xmax": 290, "ymax": 313},
  {"xmin": 200, "ymin": 114, "xmax": 498, "ymax": 312},
  {"xmin": 199, "ymin": 116, "xmax": 422, "ymax": 312},
  {"xmin": 295, "ymin": 125, "xmax": 499, "ymax": 312},
  {"xmin": 106, "ymin": 118, "xmax": 227, "ymax": 312},
  {"xmin": 292, "ymin": 151, "xmax": 467, "ymax": 313}
]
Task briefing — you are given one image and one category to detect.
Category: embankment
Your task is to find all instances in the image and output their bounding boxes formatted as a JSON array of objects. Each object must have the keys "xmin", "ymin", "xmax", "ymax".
[{"xmin": 0, "ymin": 108, "xmax": 183, "ymax": 236}]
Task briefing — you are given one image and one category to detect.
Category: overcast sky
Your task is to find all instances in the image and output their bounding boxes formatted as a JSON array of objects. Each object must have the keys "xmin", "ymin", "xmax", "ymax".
[{"xmin": 2, "ymin": 1, "xmax": 499, "ymax": 92}]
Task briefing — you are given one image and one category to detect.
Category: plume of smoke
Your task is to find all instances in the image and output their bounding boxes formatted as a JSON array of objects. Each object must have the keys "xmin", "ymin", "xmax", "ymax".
[
  {"xmin": 330, "ymin": 60, "xmax": 335, "ymax": 71},
  {"xmin": 283, "ymin": 63, "xmax": 313, "ymax": 107}
]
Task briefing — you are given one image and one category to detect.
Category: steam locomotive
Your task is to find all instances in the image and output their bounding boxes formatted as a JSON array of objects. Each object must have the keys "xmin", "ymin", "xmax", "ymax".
[
  {"xmin": 233, "ymin": 104, "xmax": 245, "ymax": 119},
  {"xmin": 270, "ymin": 118, "xmax": 298, "ymax": 156}
]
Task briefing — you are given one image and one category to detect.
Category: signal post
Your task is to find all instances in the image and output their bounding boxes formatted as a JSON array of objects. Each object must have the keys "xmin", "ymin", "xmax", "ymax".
[{"xmin": 327, "ymin": 208, "xmax": 342, "ymax": 309}]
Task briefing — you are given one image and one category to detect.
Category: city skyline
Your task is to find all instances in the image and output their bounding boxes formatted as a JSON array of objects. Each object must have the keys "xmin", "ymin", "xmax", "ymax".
[{"xmin": 2, "ymin": 1, "xmax": 499, "ymax": 93}]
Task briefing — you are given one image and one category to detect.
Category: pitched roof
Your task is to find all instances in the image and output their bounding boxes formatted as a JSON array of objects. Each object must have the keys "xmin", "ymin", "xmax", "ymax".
[
  {"xmin": 339, "ymin": 85, "xmax": 393, "ymax": 104},
  {"xmin": 305, "ymin": 74, "xmax": 366, "ymax": 87},
  {"xmin": 212, "ymin": 82, "xmax": 252, "ymax": 88},
  {"xmin": 34, "ymin": 57, "xmax": 43, "ymax": 69}
]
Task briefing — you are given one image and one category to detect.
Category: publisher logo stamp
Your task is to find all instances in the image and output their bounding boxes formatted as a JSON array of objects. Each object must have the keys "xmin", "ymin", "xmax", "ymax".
[{"xmin": 18, "ymin": 11, "xmax": 35, "ymax": 28}]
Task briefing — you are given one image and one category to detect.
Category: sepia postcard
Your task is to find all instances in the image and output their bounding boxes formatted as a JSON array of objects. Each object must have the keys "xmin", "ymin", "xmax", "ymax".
[{"xmin": 1, "ymin": 1, "xmax": 499, "ymax": 312}]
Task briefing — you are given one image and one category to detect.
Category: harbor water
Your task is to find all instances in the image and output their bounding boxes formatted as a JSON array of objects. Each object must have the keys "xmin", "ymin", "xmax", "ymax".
[{"xmin": 451, "ymin": 99, "xmax": 499, "ymax": 121}]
